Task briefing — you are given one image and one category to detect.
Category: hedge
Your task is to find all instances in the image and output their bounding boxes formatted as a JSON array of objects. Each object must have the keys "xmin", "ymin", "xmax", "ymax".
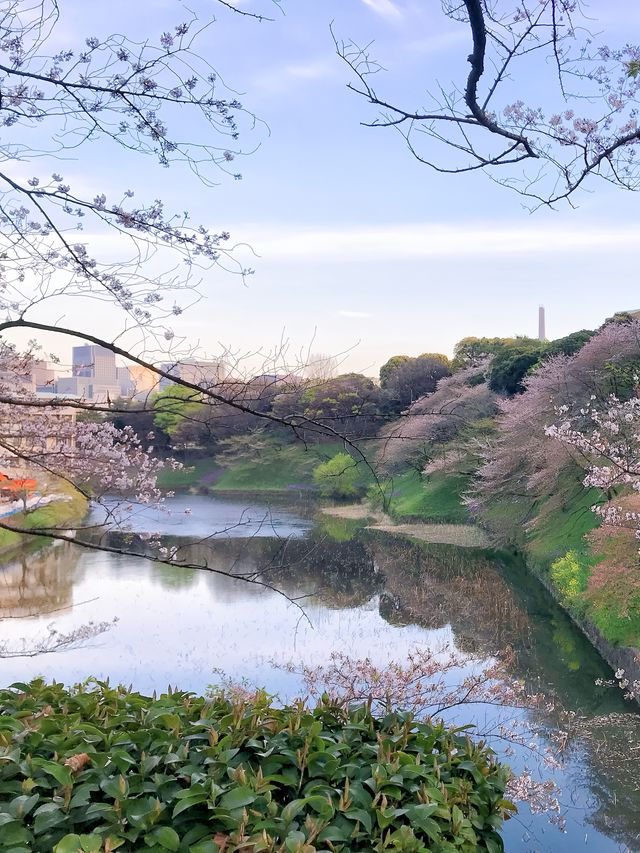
[{"xmin": 0, "ymin": 680, "xmax": 513, "ymax": 852}]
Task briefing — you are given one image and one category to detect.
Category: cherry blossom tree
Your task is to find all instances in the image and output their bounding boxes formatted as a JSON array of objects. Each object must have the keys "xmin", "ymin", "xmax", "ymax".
[
  {"xmin": 338, "ymin": 1, "xmax": 640, "ymax": 206},
  {"xmin": 547, "ymin": 394, "xmax": 640, "ymax": 535},
  {"xmin": 467, "ymin": 320, "xmax": 640, "ymax": 541}
]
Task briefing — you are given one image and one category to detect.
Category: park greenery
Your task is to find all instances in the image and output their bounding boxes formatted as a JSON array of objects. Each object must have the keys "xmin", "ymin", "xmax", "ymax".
[
  {"xmin": 0, "ymin": 680, "xmax": 512, "ymax": 853},
  {"xmin": 144, "ymin": 312, "xmax": 640, "ymax": 661},
  {"xmin": 313, "ymin": 453, "xmax": 368, "ymax": 500},
  {"xmin": 3, "ymin": 1, "xmax": 640, "ymax": 848}
]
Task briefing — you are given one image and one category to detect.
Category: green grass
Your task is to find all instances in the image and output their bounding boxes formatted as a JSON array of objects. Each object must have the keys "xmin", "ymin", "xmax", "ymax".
[
  {"xmin": 156, "ymin": 457, "xmax": 223, "ymax": 490},
  {"xmin": 213, "ymin": 441, "xmax": 371, "ymax": 492},
  {"xmin": 157, "ymin": 441, "xmax": 375, "ymax": 494},
  {"xmin": 526, "ymin": 472, "xmax": 601, "ymax": 571},
  {"xmin": 0, "ymin": 484, "xmax": 88, "ymax": 551},
  {"xmin": 387, "ymin": 470, "xmax": 470, "ymax": 523}
]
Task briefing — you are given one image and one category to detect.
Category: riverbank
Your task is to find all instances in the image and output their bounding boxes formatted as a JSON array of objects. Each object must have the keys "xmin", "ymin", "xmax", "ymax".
[
  {"xmin": 0, "ymin": 483, "xmax": 87, "ymax": 556},
  {"xmin": 156, "ymin": 441, "xmax": 374, "ymax": 495},
  {"xmin": 320, "ymin": 503, "xmax": 490, "ymax": 548},
  {"xmin": 365, "ymin": 465, "xmax": 640, "ymax": 688}
]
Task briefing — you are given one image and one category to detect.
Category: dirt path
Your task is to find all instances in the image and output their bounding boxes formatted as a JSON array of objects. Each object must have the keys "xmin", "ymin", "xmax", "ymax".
[
  {"xmin": 320, "ymin": 504, "xmax": 381, "ymax": 520},
  {"xmin": 319, "ymin": 505, "xmax": 490, "ymax": 548},
  {"xmin": 368, "ymin": 522, "xmax": 490, "ymax": 548}
]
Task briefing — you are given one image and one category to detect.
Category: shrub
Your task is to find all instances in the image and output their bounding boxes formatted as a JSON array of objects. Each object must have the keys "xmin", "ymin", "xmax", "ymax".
[
  {"xmin": 0, "ymin": 680, "xmax": 513, "ymax": 852},
  {"xmin": 549, "ymin": 550, "xmax": 589, "ymax": 603},
  {"xmin": 313, "ymin": 452, "xmax": 365, "ymax": 499}
]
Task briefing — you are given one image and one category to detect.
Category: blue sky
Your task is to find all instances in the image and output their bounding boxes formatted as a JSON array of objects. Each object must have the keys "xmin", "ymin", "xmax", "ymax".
[{"xmin": 24, "ymin": 0, "xmax": 640, "ymax": 375}]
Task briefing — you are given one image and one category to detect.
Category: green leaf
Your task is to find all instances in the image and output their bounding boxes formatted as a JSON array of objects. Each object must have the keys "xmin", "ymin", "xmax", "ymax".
[
  {"xmin": 304, "ymin": 795, "xmax": 334, "ymax": 820},
  {"xmin": 218, "ymin": 786, "xmax": 256, "ymax": 812},
  {"xmin": 458, "ymin": 760, "xmax": 482, "ymax": 782},
  {"xmin": 284, "ymin": 831, "xmax": 306, "ymax": 852},
  {"xmin": 31, "ymin": 759, "xmax": 73, "ymax": 787},
  {"xmin": 280, "ymin": 798, "xmax": 306, "ymax": 825},
  {"xmin": 172, "ymin": 793, "xmax": 207, "ymax": 818},
  {"xmin": 404, "ymin": 806, "xmax": 442, "ymax": 842},
  {"xmin": 79, "ymin": 835, "xmax": 103, "ymax": 853},
  {"xmin": 0, "ymin": 717, "xmax": 24, "ymax": 733},
  {"xmin": 8, "ymin": 794, "xmax": 39, "ymax": 820},
  {"xmin": 345, "ymin": 808, "xmax": 372, "ymax": 834},
  {"xmin": 33, "ymin": 802, "xmax": 68, "ymax": 835},
  {"xmin": 100, "ymin": 775, "xmax": 129, "ymax": 801},
  {"xmin": 144, "ymin": 826, "xmax": 180, "ymax": 851},
  {"xmin": 54, "ymin": 836, "xmax": 82, "ymax": 853},
  {"xmin": 317, "ymin": 825, "xmax": 349, "ymax": 843},
  {"xmin": 484, "ymin": 835, "xmax": 504, "ymax": 853},
  {"xmin": 188, "ymin": 843, "xmax": 220, "ymax": 853},
  {"xmin": 0, "ymin": 821, "xmax": 32, "ymax": 846}
]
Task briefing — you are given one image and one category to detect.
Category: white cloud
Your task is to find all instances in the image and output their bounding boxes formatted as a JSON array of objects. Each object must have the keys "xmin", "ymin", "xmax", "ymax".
[
  {"xmin": 361, "ymin": 0, "xmax": 403, "ymax": 20},
  {"xmin": 253, "ymin": 58, "xmax": 336, "ymax": 95},
  {"xmin": 338, "ymin": 310, "xmax": 373, "ymax": 319},
  {"xmin": 239, "ymin": 221, "xmax": 640, "ymax": 264}
]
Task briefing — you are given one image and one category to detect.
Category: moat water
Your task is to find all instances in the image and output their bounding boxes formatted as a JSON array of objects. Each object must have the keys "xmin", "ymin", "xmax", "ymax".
[{"xmin": 1, "ymin": 495, "xmax": 639, "ymax": 852}]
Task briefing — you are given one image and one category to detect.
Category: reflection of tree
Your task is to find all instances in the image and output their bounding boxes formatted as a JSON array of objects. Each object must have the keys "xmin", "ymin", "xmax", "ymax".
[
  {"xmin": 0, "ymin": 543, "xmax": 82, "ymax": 617},
  {"xmin": 369, "ymin": 536, "xmax": 532, "ymax": 654},
  {"xmin": 151, "ymin": 561, "xmax": 199, "ymax": 592},
  {"xmin": 257, "ymin": 535, "xmax": 382, "ymax": 610},
  {"xmin": 582, "ymin": 714, "xmax": 640, "ymax": 845},
  {"xmin": 367, "ymin": 533, "xmax": 640, "ymax": 850},
  {"xmin": 155, "ymin": 534, "xmax": 383, "ymax": 610}
]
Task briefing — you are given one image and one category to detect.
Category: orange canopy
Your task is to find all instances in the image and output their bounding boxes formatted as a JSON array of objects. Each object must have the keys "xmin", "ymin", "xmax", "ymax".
[{"xmin": 0, "ymin": 478, "xmax": 37, "ymax": 491}]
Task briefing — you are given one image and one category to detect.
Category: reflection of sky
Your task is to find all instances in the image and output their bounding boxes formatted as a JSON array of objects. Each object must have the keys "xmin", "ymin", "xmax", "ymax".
[
  {"xmin": 87, "ymin": 494, "xmax": 314, "ymax": 540},
  {"xmin": 0, "ymin": 548, "xmax": 452, "ymax": 695},
  {"xmin": 0, "ymin": 496, "xmax": 636, "ymax": 853}
]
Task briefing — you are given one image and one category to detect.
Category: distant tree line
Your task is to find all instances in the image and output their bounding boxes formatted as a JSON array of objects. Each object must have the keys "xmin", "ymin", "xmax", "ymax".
[{"xmin": 109, "ymin": 327, "xmax": 608, "ymax": 457}]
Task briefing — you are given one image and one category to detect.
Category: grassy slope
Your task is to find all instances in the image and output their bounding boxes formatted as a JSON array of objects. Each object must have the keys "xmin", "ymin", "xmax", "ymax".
[
  {"xmin": 526, "ymin": 474, "xmax": 601, "ymax": 570},
  {"xmin": 0, "ymin": 483, "xmax": 88, "ymax": 552},
  {"xmin": 388, "ymin": 470, "xmax": 470, "ymax": 524},
  {"xmin": 507, "ymin": 468, "xmax": 640, "ymax": 648},
  {"xmin": 383, "ymin": 459, "xmax": 640, "ymax": 647},
  {"xmin": 157, "ymin": 442, "xmax": 373, "ymax": 493},
  {"xmin": 156, "ymin": 457, "xmax": 223, "ymax": 491}
]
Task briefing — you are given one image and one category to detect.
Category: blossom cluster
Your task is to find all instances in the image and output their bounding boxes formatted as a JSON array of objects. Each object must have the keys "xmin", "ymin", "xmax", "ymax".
[{"xmin": 546, "ymin": 393, "xmax": 640, "ymax": 537}]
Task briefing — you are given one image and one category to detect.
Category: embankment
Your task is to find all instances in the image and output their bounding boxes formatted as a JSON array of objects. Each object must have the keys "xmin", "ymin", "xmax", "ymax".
[
  {"xmin": 0, "ymin": 485, "xmax": 88, "ymax": 558},
  {"xmin": 157, "ymin": 441, "xmax": 371, "ymax": 496},
  {"xmin": 382, "ymin": 467, "xmax": 640, "ymax": 686}
]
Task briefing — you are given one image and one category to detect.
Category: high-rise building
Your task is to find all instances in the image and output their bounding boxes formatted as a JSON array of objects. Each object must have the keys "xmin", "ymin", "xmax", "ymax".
[
  {"xmin": 72, "ymin": 344, "xmax": 118, "ymax": 383},
  {"xmin": 116, "ymin": 366, "xmax": 134, "ymax": 398},
  {"xmin": 128, "ymin": 365, "xmax": 162, "ymax": 399},
  {"xmin": 31, "ymin": 360, "xmax": 57, "ymax": 390},
  {"xmin": 158, "ymin": 359, "xmax": 227, "ymax": 390},
  {"xmin": 538, "ymin": 305, "xmax": 546, "ymax": 341},
  {"xmin": 67, "ymin": 344, "xmax": 120, "ymax": 402}
]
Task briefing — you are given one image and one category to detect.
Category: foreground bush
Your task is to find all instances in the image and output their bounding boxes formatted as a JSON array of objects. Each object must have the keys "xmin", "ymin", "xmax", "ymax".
[{"xmin": 0, "ymin": 680, "xmax": 512, "ymax": 852}]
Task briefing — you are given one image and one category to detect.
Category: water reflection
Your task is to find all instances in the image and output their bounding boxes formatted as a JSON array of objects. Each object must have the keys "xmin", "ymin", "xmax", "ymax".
[
  {"xmin": 0, "ymin": 498, "xmax": 639, "ymax": 851},
  {"xmin": 88, "ymin": 494, "xmax": 314, "ymax": 540},
  {"xmin": 0, "ymin": 543, "xmax": 84, "ymax": 618}
]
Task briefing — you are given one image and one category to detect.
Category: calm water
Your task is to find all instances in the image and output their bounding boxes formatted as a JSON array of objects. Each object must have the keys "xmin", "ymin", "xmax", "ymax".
[{"xmin": 1, "ymin": 495, "xmax": 639, "ymax": 852}]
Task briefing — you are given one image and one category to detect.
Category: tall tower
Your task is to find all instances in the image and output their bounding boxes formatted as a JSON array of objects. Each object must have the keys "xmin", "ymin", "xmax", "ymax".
[{"xmin": 538, "ymin": 305, "xmax": 546, "ymax": 341}]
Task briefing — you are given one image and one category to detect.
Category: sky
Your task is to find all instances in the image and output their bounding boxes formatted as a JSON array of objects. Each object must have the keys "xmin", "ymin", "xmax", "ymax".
[{"xmin": 10, "ymin": 0, "xmax": 640, "ymax": 376}]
